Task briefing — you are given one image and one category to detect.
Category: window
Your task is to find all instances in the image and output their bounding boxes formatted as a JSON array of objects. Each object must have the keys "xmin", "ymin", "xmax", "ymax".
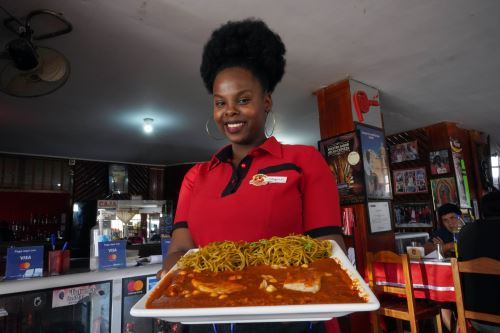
[{"xmin": 492, "ymin": 154, "xmax": 499, "ymax": 189}]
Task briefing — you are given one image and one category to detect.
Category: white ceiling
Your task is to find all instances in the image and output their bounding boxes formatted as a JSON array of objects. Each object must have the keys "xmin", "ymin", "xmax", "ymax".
[{"xmin": 1, "ymin": 0, "xmax": 499, "ymax": 166}]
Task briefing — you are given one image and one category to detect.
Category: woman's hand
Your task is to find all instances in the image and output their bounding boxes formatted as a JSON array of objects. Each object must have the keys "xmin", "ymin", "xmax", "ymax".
[
  {"xmin": 156, "ymin": 228, "xmax": 195, "ymax": 279},
  {"xmin": 315, "ymin": 233, "xmax": 347, "ymax": 254}
]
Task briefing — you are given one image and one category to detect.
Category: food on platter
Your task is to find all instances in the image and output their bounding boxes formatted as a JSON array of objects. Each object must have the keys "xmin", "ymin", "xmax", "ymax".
[
  {"xmin": 146, "ymin": 235, "xmax": 368, "ymax": 309},
  {"xmin": 177, "ymin": 234, "xmax": 332, "ymax": 272}
]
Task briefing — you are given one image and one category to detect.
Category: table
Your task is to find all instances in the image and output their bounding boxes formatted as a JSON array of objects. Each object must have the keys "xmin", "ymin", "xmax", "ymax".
[{"xmin": 374, "ymin": 259, "xmax": 455, "ymax": 302}]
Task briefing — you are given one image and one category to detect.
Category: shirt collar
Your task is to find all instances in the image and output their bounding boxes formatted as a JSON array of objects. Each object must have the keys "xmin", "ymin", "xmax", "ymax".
[{"xmin": 208, "ymin": 136, "xmax": 282, "ymax": 170}]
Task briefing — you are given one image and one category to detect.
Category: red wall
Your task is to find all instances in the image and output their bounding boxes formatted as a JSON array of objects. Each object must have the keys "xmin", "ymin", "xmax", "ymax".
[{"xmin": 0, "ymin": 192, "xmax": 70, "ymax": 223}]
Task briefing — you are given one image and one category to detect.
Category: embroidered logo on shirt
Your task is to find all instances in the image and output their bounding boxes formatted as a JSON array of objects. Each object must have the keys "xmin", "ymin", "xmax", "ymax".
[{"xmin": 249, "ymin": 174, "xmax": 287, "ymax": 186}]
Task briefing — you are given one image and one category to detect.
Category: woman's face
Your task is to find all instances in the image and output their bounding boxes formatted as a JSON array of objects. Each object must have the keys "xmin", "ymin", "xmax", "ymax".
[{"xmin": 212, "ymin": 67, "xmax": 272, "ymax": 146}]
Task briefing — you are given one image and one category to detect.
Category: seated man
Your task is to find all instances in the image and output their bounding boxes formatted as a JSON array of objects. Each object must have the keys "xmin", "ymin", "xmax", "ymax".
[
  {"xmin": 424, "ymin": 203, "xmax": 462, "ymax": 256},
  {"xmin": 458, "ymin": 192, "xmax": 500, "ymax": 333},
  {"xmin": 423, "ymin": 203, "xmax": 464, "ymax": 331}
]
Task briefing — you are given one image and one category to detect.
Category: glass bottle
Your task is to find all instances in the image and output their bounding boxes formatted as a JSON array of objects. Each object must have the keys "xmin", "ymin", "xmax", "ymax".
[
  {"xmin": 436, "ymin": 243, "xmax": 445, "ymax": 261},
  {"xmin": 89, "ymin": 209, "xmax": 111, "ymax": 271}
]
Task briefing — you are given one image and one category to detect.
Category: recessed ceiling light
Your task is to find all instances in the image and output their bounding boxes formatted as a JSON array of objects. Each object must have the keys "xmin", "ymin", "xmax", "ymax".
[{"xmin": 143, "ymin": 118, "xmax": 154, "ymax": 134}]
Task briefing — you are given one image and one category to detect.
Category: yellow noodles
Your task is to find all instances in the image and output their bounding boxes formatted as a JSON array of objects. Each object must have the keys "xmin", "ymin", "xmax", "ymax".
[{"xmin": 177, "ymin": 235, "xmax": 332, "ymax": 272}]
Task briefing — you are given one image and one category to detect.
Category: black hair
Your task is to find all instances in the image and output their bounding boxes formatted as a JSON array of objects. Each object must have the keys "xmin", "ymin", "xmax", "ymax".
[
  {"xmin": 437, "ymin": 203, "xmax": 461, "ymax": 219},
  {"xmin": 480, "ymin": 191, "xmax": 500, "ymax": 219},
  {"xmin": 200, "ymin": 18, "xmax": 286, "ymax": 93}
]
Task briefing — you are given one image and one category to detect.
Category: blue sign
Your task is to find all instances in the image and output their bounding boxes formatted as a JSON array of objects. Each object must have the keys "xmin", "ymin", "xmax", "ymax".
[
  {"xmin": 98, "ymin": 240, "xmax": 126, "ymax": 270},
  {"xmin": 147, "ymin": 276, "xmax": 159, "ymax": 291},
  {"xmin": 6, "ymin": 246, "xmax": 44, "ymax": 280},
  {"xmin": 161, "ymin": 238, "xmax": 171, "ymax": 258}
]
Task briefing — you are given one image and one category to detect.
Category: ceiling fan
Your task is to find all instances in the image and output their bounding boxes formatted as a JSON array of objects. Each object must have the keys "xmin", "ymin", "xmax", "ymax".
[{"xmin": 0, "ymin": 8, "xmax": 72, "ymax": 97}]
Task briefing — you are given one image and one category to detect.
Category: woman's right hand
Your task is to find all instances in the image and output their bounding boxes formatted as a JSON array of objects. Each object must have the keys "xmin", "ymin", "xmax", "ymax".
[{"xmin": 156, "ymin": 227, "xmax": 195, "ymax": 279}]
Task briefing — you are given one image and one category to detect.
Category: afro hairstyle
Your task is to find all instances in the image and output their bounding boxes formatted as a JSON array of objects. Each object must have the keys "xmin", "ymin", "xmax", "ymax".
[{"xmin": 200, "ymin": 18, "xmax": 286, "ymax": 93}]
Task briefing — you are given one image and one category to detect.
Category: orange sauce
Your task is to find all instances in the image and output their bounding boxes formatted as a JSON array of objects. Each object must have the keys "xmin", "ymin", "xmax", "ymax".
[{"xmin": 146, "ymin": 258, "xmax": 366, "ymax": 309}]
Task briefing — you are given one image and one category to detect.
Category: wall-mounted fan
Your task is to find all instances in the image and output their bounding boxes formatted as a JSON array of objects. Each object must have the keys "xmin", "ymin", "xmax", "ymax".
[{"xmin": 0, "ymin": 9, "xmax": 72, "ymax": 97}]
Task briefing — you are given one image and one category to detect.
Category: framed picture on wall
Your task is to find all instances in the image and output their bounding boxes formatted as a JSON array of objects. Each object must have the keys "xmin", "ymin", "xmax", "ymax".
[
  {"xmin": 429, "ymin": 150, "xmax": 450, "ymax": 175},
  {"xmin": 393, "ymin": 167, "xmax": 428, "ymax": 194},
  {"xmin": 367, "ymin": 201, "xmax": 393, "ymax": 233},
  {"xmin": 393, "ymin": 202, "xmax": 433, "ymax": 228},
  {"xmin": 318, "ymin": 131, "xmax": 365, "ymax": 205},
  {"xmin": 389, "ymin": 140, "xmax": 419, "ymax": 164},
  {"xmin": 358, "ymin": 124, "xmax": 392, "ymax": 200},
  {"xmin": 109, "ymin": 164, "xmax": 128, "ymax": 194},
  {"xmin": 430, "ymin": 177, "xmax": 459, "ymax": 209}
]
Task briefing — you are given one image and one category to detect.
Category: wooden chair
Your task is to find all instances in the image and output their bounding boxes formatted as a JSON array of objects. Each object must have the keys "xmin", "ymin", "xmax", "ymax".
[
  {"xmin": 451, "ymin": 257, "xmax": 500, "ymax": 333},
  {"xmin": 366, "ymin": 251, "xmax": 443, "ymax": 333}
]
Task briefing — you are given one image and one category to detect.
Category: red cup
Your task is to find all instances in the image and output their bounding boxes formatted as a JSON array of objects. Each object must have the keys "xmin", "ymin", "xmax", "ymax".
[{"xmin": 48, "ymin": 250, "xmax": 70, "ymax": 275}]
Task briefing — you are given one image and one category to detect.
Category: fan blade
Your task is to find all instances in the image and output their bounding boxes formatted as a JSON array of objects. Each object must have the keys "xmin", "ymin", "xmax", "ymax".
[
  {"xmin": 37, "ymin": 47, "xmax": 67, "ymax": 82},
  {"xmin": 0, "ymin": 47, "xmax": 70, "ymax": 97}
]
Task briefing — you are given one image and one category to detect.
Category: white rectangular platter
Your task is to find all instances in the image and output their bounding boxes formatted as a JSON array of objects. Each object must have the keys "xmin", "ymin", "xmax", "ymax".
[{"xmin": 131, "ymin": 240, "xmax": 379, "ymax": 324}]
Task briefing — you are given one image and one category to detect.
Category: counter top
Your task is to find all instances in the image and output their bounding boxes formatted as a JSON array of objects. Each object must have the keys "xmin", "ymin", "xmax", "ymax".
[{"xmin": 0, "ymin": 264, "xmax": 161, "ymax": 295}]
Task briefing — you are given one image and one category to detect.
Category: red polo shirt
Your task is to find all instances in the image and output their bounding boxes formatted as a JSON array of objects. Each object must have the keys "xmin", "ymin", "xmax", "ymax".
[{"xmin": 173, "ymin": 137, "xmax": 341, "ymax": 246}]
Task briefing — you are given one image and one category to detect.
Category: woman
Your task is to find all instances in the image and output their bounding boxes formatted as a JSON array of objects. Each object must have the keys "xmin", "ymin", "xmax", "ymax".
[{"xmin": 161, "ymin": 18, "xmax": 345, "ymax": 333}]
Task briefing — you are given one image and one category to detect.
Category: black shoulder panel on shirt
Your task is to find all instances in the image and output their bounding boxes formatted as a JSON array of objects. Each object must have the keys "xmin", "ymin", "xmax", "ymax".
[
  {"xmin": 305, "ymin": 226, "xmax": 342, "ymax": 238},
  {"xmin": 221, "ymin": 155, "xmax": 253, "ymax": 197},
  {"xmin": 258, "ymin": 163, "xmax": 302, "ymax": 174},
  {"xmin": 172, "ymin": 221, "xmax": 188, "ymax": 231}
]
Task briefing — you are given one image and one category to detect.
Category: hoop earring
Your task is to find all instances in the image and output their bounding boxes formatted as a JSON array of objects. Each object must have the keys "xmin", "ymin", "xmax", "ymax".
[
  {"xmin": 205, "ymin": 118, "xmax": 225, "ymax": 140},
  {"xmin": 265, "ymin": 111, "xmax": 276, "ymax": 137}
]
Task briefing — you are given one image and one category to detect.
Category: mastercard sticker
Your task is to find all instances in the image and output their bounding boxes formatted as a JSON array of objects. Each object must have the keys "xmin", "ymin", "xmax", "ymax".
[{"xmin": 123, "ymin": 277, "xmax": 146, "ymax": 296}]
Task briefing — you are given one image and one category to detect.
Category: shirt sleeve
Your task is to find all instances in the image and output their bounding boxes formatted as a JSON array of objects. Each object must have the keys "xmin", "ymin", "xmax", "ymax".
[
  {"xmin": 173, "ymin": 164, "xmax": 201, "ymax": 228},
  {"xmin": 300, "ymin": 147, "xmax": 342, "ymax": 235}
]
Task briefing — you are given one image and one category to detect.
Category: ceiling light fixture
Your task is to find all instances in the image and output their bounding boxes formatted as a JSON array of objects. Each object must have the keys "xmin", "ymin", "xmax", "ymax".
[{"xmin": 143, "ymin": 118, "xmax": 154, "ymax": 134}]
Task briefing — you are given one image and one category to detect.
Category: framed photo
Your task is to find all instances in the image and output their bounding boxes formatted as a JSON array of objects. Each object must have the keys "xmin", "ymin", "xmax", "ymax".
[
  {"xmin": 393, "ymin": 167, "xmax": 428, "ymax": 194},
  {"xmin": 318, "ymin": 131, "xmax": 365, "ymax": 205},
  {"xmin": 109, "ymin": 164, "xmax": 128, "ymax": 194},
  {"xmin": 389, "ymin": 140, "xmax": 419, "ymax": 163},
  {"xmin": 367, "ymin": 201, "xmax": 393, "ymax": 233},
  {"xmin": 393, "ymin": 202, "xmax": 433, "ymax": 228},
  {"xmin": 430, "ymin": 177, "xmax": 458, "ymax": 209},
  {"xmin": 358, "ymin": 125, "xmax": 392, "ymax": 199},
  {"xmin": 349, "ymin": 79, "xmax": 382, "ymax": 129},
  {"xmin": 429, "ymin": 150, "xmax": 450, "ymax": 175},
  {"xmin": 450, "ymin": 138, "xmax": 472, "ymax": 208}
]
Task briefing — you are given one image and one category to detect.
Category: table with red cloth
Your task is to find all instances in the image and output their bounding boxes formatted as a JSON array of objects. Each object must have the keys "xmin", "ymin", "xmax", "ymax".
[{"xmin": 373, "ymin": 259, "xmax": 455, "ymax": 302}]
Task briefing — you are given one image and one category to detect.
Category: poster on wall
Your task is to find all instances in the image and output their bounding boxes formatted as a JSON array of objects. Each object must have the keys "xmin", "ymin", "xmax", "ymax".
[
  {"xmin": 450, "ymin": 138, "xmax": 471, "ymax": 208},
  {"xmin": 430, "ymin": 177, "xmax": 459, "ymax": 209},
  {"xmin": 393, "ymin": 202, "xmax": 433, "ymax": 228},
  {"xmin": 358, "ymin": 125, "xmax": 392, "ymax": 199},
  {"xmin": 429, "ymin": 150, "xmax": 450, "ymax": 175},
  {"xmin": 318, "ymin": 131, "xmax": 365, "ymax": 205},
  {"xmin": 109, "ymin": 164, "xmax": 128, "ymax": 194},
  {"xmin": 389, "ymin": 141, "xmax": 419, "ymax": 163},
  {"xmin": 349, "ymin": 79, "xmax": 382, "ymax": 129},
  {"xmin": 393, "ymin": 168, "xmax": 428, "ymax": 194},
  {"xmin": 367, "ymin": 201, "xmax": 392, "ymax": 233}
]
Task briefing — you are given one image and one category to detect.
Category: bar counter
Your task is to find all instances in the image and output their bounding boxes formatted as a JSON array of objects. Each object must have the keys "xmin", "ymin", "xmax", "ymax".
[{"xmin": 0, "ymin": 264, "xmax": 162, "ymax": 333}]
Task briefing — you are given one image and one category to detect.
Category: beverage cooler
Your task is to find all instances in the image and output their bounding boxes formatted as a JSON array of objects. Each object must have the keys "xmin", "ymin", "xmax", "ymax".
[
  {"xmin": 0, "ymin": 265, "xmax": 168, "ymax": 333},
  {"xmin": 394, "ymin": 232, "xmax": 430, "ymax": 254},
  {"xmin": 0, "ymin": 280, "xmax": 111, "ymax": 332}
]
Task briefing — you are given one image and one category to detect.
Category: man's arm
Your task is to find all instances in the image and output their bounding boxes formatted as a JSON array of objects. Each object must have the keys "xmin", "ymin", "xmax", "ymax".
[{"xmin": 424, "ymin": 236, "xmax": 455, "ymax": 255}]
